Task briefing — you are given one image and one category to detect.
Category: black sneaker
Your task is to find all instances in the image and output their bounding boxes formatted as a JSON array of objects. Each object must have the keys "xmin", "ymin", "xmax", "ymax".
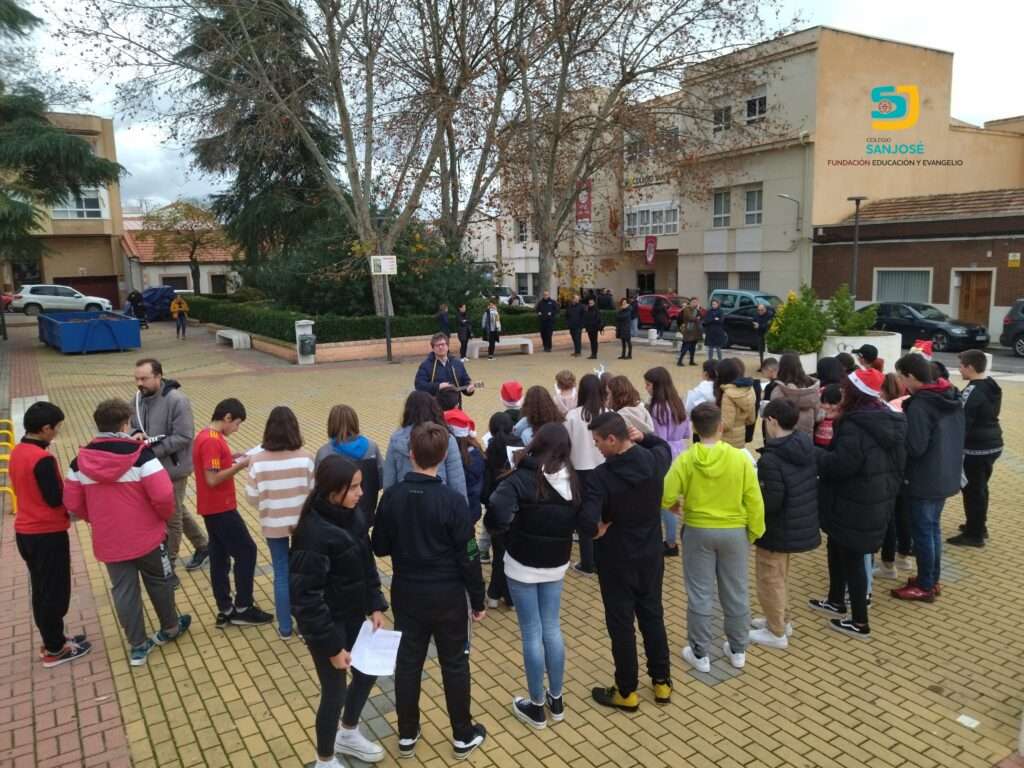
[
  {"xmin": 41, "ymin": 639, "xmax": 92, "ymax": 668},
  {"xmin": 231, "ymin": 605, "xmax": 274, "ymax": 626},
  {"xmin": 184, "ymin": 548, "xmax": 209, "ymax": 571},
  {"xmin": 959, "ymin": 523, "xmax": 989, "ymax": 539},
  {"xmin": 572, "ymin": 562, "xmax": 596, "ymax": 577},
  {"xmin": 453, "ymin": 723, "xmax": 486, "ymax": 760},
  {"xmin": 512, "ymin": 697, "xmax": 546, "ymax": 730},
  {"xmin": 829, "ymin": 618, "xmax": 871, "ymax": 640},
  {"xmin": 545, "ymin": 691, "xmax": 565, "ymax": 723},
  {"xmin": 215, "ymin": 607, "xmax": 234, "ymax": 629},
  {"xmin": 946, "ymin": 532, "xmax": 985, "ymax": 548},
  {"xmin": 398, "ymin": 728, "xmax": 420, "ymax": 759},
  {"xmin": 808, "ymin": 598, "xmax": 846, "ymax": 616},
  {"xmin": 663, "ymin": 543, "xmax": 679, "ymax": 558}
]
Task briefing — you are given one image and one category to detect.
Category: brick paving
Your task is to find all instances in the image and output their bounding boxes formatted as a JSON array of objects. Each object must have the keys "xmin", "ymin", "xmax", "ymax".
[{"xmin": 1, "ymin": 320, "xmax": 1023, "ymax": 767}]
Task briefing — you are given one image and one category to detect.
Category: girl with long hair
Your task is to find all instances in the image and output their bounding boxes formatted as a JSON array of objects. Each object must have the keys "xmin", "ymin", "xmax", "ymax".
[
  {"xmin": 564, "ymin": 374, "xmax": 608, "ymax": 574},
  {"xmin": 383, "ymin": 391, "xmax": 466, "ymax": 498},
  {"xmin": 769, "ymin": 353, "xmax": 821, "ymax": 435},
  {"xmin": 607, "ymin": 375, "xmax": 655, "ymax": 433},
  {"xmin": 290, "ymin": 456, "xmax": 388, "ymax": 767},
  {"xmin": 514, "ymin": 386, "xmax": 565, "ymax": 444},
  {"xmin": 644, "ymin": 367, "xmax": 690, "ymax": 556},
  {"xmin": 486, "ymin": 423, "xmax": 591, "ymax": 729}
]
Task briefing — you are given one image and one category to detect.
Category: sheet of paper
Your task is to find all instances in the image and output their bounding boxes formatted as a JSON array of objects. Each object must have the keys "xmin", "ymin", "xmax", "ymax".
[{"xmin": 350, "ymin": 620, "xmax": 402, "ymax": 677}]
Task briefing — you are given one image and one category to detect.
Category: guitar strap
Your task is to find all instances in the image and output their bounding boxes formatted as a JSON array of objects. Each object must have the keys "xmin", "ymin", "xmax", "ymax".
[{"xmin": 430, "ymin": 356, "xmax": 463, "ymax": 388}]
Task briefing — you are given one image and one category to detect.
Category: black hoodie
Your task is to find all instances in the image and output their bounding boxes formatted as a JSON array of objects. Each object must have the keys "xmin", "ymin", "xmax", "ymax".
[
  {"xmin": 817, "ymin": 406, "xmax": 907, "ymax": 554},
  {"xmin": 756, "ymin": 431, "xmax": 820, "ymax": 553},
  {"xmin": 904, "ymin": 381, "xmax": 966, "ymax": 500},
  {"xmin": 961, "ymin": 377, "xmax": 1002, "ymax": 452},
  {"xmin": 583, "ymin": 433, "xmax": 672, "ymax": 561}
]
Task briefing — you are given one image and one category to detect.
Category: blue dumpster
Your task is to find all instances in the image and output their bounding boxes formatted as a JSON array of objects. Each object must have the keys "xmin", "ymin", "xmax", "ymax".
[{"xmin": 38, "ymin": 311, "xmax": 142, "ymax": 354}]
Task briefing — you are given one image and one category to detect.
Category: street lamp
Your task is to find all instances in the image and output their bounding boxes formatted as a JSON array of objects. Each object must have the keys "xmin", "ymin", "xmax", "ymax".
[
  {"xmin": 776, "ymin": 193, "xmax": 802, "ymax": 231},
  {"xmin": 847, "ymin": 196, "xmax": 868, "ymax": 300}
]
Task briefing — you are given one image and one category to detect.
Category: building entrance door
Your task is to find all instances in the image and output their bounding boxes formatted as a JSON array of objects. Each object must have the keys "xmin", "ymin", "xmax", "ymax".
[{"xmin": 957, "ymin": 271, "xmax": 991, "ymax": 327}]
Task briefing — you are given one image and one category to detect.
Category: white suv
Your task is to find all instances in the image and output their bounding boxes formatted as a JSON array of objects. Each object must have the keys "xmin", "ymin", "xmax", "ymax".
[{"xmin": 11, "ymin": 285, "xmax": 113, "ymax": 315}]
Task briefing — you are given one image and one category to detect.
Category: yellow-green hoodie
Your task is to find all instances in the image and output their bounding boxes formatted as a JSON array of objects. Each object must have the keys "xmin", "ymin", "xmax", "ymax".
[{"xmin": 661, "ymin": 440, "xmax": 765, "ymax": 542}]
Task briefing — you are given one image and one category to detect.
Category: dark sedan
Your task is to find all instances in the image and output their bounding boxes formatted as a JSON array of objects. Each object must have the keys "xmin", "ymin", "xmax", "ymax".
[
  {"xmin": 722, "ymin": 305, "xmax": 763, "ymax": 350},
  {"xmin": 861, "ymin": 302, "xmax": 989, "ymax": 352}
]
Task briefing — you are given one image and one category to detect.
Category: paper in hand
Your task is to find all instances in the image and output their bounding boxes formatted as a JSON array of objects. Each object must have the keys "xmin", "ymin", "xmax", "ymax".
[{"xmin": 350, "ymin": 620, "xmax": 402, "ymax": 677}]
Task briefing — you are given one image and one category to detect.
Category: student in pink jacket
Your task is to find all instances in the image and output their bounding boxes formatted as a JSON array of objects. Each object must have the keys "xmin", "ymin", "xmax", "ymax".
[{"xmin": 65, "ymin": 398, "xmax": 191, "ymax": 667}]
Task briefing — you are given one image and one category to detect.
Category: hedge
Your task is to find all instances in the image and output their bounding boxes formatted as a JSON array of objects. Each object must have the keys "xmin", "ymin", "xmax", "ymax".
[{"xmin": 188, "ymin": 296, "xmax": 619, "ymax": 344}]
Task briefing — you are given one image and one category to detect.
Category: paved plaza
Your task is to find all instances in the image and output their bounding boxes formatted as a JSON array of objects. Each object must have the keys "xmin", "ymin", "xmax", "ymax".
[{"xmin": 1, "ymin": 321, "xmax": 1023, "ymax": 768}]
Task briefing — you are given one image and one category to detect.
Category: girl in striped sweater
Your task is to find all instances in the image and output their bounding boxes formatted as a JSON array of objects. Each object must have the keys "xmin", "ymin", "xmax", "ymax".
[{"xmin": 246, "ymin": 406, "xmax": 315, "ymax": 638}]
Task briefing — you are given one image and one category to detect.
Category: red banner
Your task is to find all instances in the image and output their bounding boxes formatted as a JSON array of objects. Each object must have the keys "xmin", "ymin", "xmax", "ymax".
[
  {"xmin": 575, "ymin": 179, "xmax": 592, "ymax": 225},
  {"xmin": 644, "ymin": 235, "xmax": 657, "ymax": 264}
]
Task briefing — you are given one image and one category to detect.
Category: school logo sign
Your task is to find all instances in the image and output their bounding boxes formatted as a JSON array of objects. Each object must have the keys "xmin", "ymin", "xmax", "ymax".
[{"xmin": 871, "ymin": 84, "xmax": 920, "ymax": 131}]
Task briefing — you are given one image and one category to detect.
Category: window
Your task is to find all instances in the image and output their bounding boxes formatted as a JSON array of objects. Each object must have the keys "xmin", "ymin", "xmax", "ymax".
[
  {"xmin": 707, "ymin": 273, "xmax": 729, "ymax": 294},
  {"xmin": 515, "ymin": 219, "xmax": 528, "ymax": 243},
  {"xmin": 55, "ymin": 287, "xmax": 80, "ymax": 298},
  {"xmin": 638, "ymin": 209, "xmax": 650, "ymax": 235},
  {"xmin": 625, "ymin": 203, "xmax": 679, "ymax": 237},
  {"xmin": 31, "ymin": 286, "xmax": 57, "ymax": 296},
  {"xmin": 516, "ymin": 272, "xmax": 529, "ymax": 295},
  {"xmin": 651, "ymin": 209, "xmax": 664, "ymax": 235},
  {"xmin": 625, "ymin": 211, "xmax": 638, "ymax": 236},
  {"xmin": 744, "ymin": 186, "xmax": 763, "ymax": 225},
  {"xmin": 746, "ymin": 95, "xmax": 767, "ymax": 124},
  {"xmin": 638, "ymin": 272, "xmax": 655, "ymax": 293},
  {"xmin": 713, "ymin": 106, "xmax": 732, "ymax": 133},
  {"xmin": 664, "ymin": 208, "xmax": 678, "ymax": 233},
  {"xmin": 530, "ymin": 273, "xmax": 540, "ymax": 296},
  {"xmin": 713, "ymin": 190, "xmax": 731, "ymax": 228},
  {"xmin": 210, "ymin": 274, "xmax": 228, "ymax": 294},
  {"xmin": 738, "ymin": 295, "xmax": 754, "ymax": 308},
  {"xmin": 162, "ymin": 276, "xmax": 189, "ymax": 291},
  {"xmin": 876, "ymin": 270, "xmax": 930, "ymax": 304},
  {"xmin": 51, "ymin": 188, "xmax": 104, "ymax": 219},
  {"xmin": 739, "ymin": 272, "xmax": 760, "ymax": 291},
  {"xmin": 658, "ymin": 126, "xmax": 680, "ymax": 149}
]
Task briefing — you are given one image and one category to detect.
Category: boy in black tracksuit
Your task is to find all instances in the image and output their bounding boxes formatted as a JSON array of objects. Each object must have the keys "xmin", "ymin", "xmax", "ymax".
[
  {"xmin": 949, "ymin": 349, "xmax": 1002, "ymax": 546},
  {"xmin": 372, "ymin": 423, "xmax": 487, "ymax": 760},
  {"xmin": 585, "ymin": 412, "xmax": 673, "ymax": 711}
]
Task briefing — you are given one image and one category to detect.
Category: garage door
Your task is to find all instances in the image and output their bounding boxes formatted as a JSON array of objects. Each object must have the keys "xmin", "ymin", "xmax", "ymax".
[{"xmin": 53, "ymin": 275, "xmax": 120, "ymax": 305}]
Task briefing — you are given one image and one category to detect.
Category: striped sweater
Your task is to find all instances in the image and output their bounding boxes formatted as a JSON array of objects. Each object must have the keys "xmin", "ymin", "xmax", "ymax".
[{"xmin": 245, "ymin": 449, "xmax": 315, "ymax": 538}]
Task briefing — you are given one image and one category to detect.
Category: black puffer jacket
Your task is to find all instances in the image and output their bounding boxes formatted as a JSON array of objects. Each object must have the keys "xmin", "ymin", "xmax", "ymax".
[
  {"xmin": 904, "ymin": 382, "xmax": 965, "ymax": 499},
  {"xmin": 756, "ymin": 431, "xmax": 820, "ymax": 553},
  {"xmin": 817, "ymin": 406, "xmax": 907, "ymax": 554},
  {"xmin": 484, "ymin": 456, "xmax": 592, "ymax": 569},
  {"xmin": 290, "ymin": 496, "xmax": 388, "ymax": 657},
  {"xmin": 961, "ymin": 377, "xmax": 1002, "ymax": 452}
]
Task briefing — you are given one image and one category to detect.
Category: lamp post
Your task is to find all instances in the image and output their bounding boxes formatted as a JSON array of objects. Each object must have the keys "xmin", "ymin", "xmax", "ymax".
[
  {"xmin": 776, "ymin": 193, "xmax": 802, "ymax": 231},
  {"xmin": 847, "ymin": 196, "xmax": 868, "ymax": 300},
  {"xmin": 777, "ymin": 193, "xmax": 804, "ymax": 284}
]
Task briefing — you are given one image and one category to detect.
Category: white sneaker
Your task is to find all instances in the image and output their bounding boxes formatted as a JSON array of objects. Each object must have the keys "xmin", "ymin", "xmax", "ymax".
[
  {"xmin": 873, "ymin": 562, "xmax": 899, "ymax": 580},
  {"xmin": 896, "ymin": 555, "xmax": 915, "ymax": 571},
  {"xmin": 335, "ymin": 726, "xmax": 385, "ymax": 763},
  {"xmin": 681, "ymin": 645, "xmax": 710, "ymax": 673},
  {"xmin": 722, "ymin": 640, "xmax": 746, "ymax": 669},
  {"xmin": 315, "ymin": 758, "xmax": 344, "ymax": 768},
  {"xmin": 748, "ymin": 627, "xmax": 789, "ymax": 649},
  {"xmin": 486, "ymin": 598, "xmax": 499, "ymax": 609},
  {"xmin": 751, "ymin": 617, "xmax": 794, "ymax": 637}
]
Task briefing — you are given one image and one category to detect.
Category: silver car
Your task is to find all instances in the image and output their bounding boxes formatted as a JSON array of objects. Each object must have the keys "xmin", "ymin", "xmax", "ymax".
[{"xmin": 11, "ymin": 284, "xmax": 113, "ymax": 315}]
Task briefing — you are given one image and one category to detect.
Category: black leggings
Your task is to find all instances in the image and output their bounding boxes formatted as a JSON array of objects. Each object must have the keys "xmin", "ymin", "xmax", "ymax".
[
  {"xmin": 586, "ymin": 329, "xmax": 599, "ymax": 357},
  {"xmin": 487, "ymin": 332, "xmax": 499, "ymax": 357},
  {"xmin": 826, "ymin": 537, "xmax": 869, "ymax": 625},
  {"xmin": 310, "ymin": 636, "xmax": 377, "ymax": 758},
  {"xmin": 881, "ymin": 493, "xmax": 913, "ymax": 562},
  {"xmin": 620, "ymin": 338, "xmax": 632, "ymax": 358},
  {"xmin": 487, "ymin": 531, "xmax": 512, "ymax": 604}
]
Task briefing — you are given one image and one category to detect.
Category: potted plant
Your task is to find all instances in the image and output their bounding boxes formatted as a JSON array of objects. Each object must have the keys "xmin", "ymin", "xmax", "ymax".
[
  {"xmin": 818, "ymin": 284, "xmax": 902, "ymax": 372},
  {"xmin": 765, "ymin": 285, "xmax": 828, "ymax": 372}
]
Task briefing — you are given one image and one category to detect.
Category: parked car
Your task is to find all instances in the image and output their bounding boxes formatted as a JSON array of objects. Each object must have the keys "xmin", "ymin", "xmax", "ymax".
[
  {"xmin": 490, "ymin": 286, "xmax": 514, "ymax": 305},
  {"xmin": 999, "ymin": 298, "xmax": 1024, "ymax": 357},
  {"xmin": 11, "ymin": 285, "xmax": 113, "ymax": 315},
  {"xmin": 860, "ymin": 301, "xmax": 989, "ymax": 352},
  {"xmin": 708, "ymin": 289, "xmax": 783, "ymax": 314},
  {"xmin": 721, "ymin": 304, "xmax": 764, "ymax": 349},
  {"xmin": 636, "ymin": 294, "xmax": 684, "ymax": 328}
]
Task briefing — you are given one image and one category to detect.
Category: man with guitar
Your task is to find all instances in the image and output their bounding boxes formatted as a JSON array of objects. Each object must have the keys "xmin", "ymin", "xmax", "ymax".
[{"xmin": 415, "ymin": 333, "xmax": 477, "ymax": 405}]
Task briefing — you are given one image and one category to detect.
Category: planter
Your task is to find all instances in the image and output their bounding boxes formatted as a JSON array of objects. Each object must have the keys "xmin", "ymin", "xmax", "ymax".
[
  {"xmin": 768, "ymin": 349, "xmax": 818, "ymax": 374},
  {"xmin": 819, "ymin": 331, "xmax": 902, "ymax": 373}
]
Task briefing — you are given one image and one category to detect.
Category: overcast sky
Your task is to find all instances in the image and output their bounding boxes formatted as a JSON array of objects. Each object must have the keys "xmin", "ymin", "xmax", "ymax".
[{"xmin": 34, "ymin": 0, "xmax": 1024, "ymax": 207}]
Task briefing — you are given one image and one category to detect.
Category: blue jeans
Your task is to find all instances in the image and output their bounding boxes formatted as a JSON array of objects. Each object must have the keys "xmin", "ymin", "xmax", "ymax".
[
  {"xmin": 175, "ymin": 313, "xmax": 187, "ymax": 336},
  {"xmin": 909, "ymin": 498, "xmax": 945, "ymax": 591},
  {"xmin": 266, "ymin": 537, "xmax": 292, "ymax": 634},
  {"xmin": 507, "ymin": 577, "xmax": 565, "ymax": 703},
  {"xmin": 707, "ymin": 346, "xmax": 723, "ymax": 361},
  {"xmin": 661, "ymin": 509, "xmax": 678, "ymax": 545},
  {"xmin": 864, "ymin": 554, "xmax": 873, "ymax": 595}
]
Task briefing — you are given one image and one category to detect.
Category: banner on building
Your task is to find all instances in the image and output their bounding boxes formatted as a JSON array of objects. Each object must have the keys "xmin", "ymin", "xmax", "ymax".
[
  {"xmin": 644, "ymin": 235, "xmax": 657, "ymax": 265},
  {"xmin": 575, "ymin": 179, "xmax": 592, "ymax": 231}
]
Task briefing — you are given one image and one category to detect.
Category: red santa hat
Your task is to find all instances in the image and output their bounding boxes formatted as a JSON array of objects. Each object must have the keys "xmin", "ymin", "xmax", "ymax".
[
  {"xmin": 500, "ymin": 380, "xmax": 524, "ymax": 409},
  {"xmin": 849, "ymin": 367, "xmax": 884, "ymax": 398},
  {"xmin": 910, "ymin": 340, "xmax": 933, "ymax": 361},
  {"xmin": 443, "ymin": 408, "xmax": 476, "ymax": 438}
]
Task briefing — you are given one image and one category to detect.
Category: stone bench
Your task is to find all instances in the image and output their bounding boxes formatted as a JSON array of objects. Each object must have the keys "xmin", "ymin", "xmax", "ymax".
[
  {"xmin": 215, "ymin": 329, "xmax": 252, "ymax": 350},
  {"xmin": 467, "ymin": 337, "xmax": 533, "ymax": 359}
]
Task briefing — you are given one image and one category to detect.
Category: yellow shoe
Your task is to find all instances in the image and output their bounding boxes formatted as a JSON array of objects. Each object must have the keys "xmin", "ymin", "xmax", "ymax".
[
  {"xmin": 653, "ymin": 679, "xmax": 673, "ymax": 704},
  {"xmin": 591, "ymin": 685, "xmax": 639, "ymax": 712}
]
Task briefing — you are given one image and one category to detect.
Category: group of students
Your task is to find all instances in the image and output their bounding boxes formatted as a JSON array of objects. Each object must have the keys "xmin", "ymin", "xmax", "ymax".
[{"xmin": 9, "ymin": 338, "xmax": 1001, "ymax": 765}]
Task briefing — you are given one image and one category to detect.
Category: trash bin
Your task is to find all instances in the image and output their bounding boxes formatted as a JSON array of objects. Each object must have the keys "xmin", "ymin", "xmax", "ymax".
[{"xmin": 295, "ymin": 319, "xmax": 316, "ymax": 365}]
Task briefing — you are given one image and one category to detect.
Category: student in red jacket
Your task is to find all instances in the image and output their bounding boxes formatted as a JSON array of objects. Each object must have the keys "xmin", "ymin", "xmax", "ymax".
[
  {"xmin": 10, "ymin": 401, "xmax": 91, "ymax": 668},
  {"xmin": 65, "ymin": 399, "xmax": 191, "ymax": 667}
]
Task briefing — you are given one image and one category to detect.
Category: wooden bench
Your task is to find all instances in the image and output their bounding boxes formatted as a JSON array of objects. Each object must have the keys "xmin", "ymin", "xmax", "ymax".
[
  {"xmin": 215, "ymin": 329, "xmax": 252, "ymax": 350},
  {"xmin": 467, "ymin": 337, "xmax": 533, "ymax": 359}
]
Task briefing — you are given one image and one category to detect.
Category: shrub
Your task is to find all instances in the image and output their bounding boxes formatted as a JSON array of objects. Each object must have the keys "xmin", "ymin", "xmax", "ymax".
[
  {"xmin": 826, "ymin": 284, "xmax": 876, "ymax": 336},
  {"xmin": 765, "ymin": 285, "xmax": 829, "ymax": 355}
]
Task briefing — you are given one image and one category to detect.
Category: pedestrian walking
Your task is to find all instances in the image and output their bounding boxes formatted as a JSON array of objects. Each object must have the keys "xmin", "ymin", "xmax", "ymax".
[
  {"xmin": 170, "ymin": 293, "xmax": 189, "ymax": 339},
  {"xmin": 482, "ymin": 301, "xmax": 502, "ymax": 359},
  {"xmin": 615, "ymin": 298, "xmax": 633, "ymax": 359},
  {"xmin": 566, "ymin": 295, "xmax": 585, "ymax": 356},
  {"xmin": 643, "ymin": 367, "xmax": 690, "ymax": 556},
  {"xmin": 583, "ymin": 298, "xmax": 603, "ymax": 359},
  {"xmin": 702, "ymin": 299, "xmax": 726, "ymax": 361},
  {"xmin": 536, "ymin": 291, "xmax": 558, "ymax": 352},
  {"xmin": 677, "ymin": 298, "xmax": 702, "ymax": 366}
]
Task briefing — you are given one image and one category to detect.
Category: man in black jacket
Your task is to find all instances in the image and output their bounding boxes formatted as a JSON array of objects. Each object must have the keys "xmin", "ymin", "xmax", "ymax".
[
  {"xmin": 752, "ymin": 399, "xmax": 819, "ymax": 649},
  {"xmin": 949, "ymin": 349, "xmax": 1002, "ymax": 547},
  {"xmin": 565, "ymin": 295, "xmax": 585, "ymax": 356},
  {"xmin": 892, "ymin": 354, "xmax": 965, "ymax": 602},
  {"xmin": 535, "ymin": 291, "xmax": 558, "ymax": 352},
  {"xmin": 584, "ymin": 412, "xmax": 672, "ymax": 712},
  {"xmin": 753, "ymin": 303, "xmax": 774, "ymax": 370},
  {"xmin": 371, "ymin": 423, "xmax": 487, "ymax": 760}
]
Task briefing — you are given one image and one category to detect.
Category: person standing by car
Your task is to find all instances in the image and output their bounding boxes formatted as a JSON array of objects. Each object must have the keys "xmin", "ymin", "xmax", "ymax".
[
  {"xmin": 536, "ymin": 291, "xmax": 558, "ymax": 353},
  {"xmin": 677, "ymin": 298, "xmax": 702, "ymax": 366},
  {"xmin": 482, "ymin": 301, "xmax": 502, "ymax": 360},
  {"xmin": 629, "ymin": 296, "xmax": 640, "ymax": 339},
  {"xmin": 753, "ymin": 303, "xmax": 774, "ymax": 371},
  {"xmin": 566, "ymin": 295, "xmax": 585, "ymax": 357},
  {"xmin": 170, "ymin": 294, "xmax": 190, "ymax": 340},
  {"xmin": 583, "ymin": 298, "xmax": 604, "ymax": 359},
  {"xmin": 702, "ymin": 299, "xmax": 727, "ymax": 361},
  {"xmin": 653, "ymin": 297, "xmax": 670, "ymax": 340},
  {"xmin": 456, "ymin": 303, "xmax": 472, "ymax": 361}
]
